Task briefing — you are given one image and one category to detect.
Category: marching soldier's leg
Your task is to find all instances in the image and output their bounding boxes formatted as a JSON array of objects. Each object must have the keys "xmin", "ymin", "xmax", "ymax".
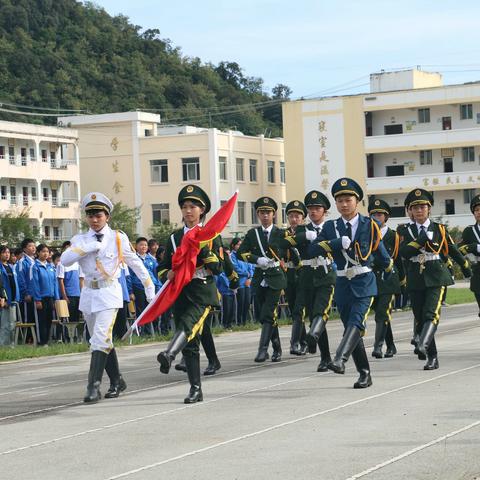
[
  {"xmin": 175, "ymin": 355, "xmax": 187, "ymax": 372},
  {"xmin": 384, "ymin": 295, "xmax": 397, "ymax": 357},
  {"xmin": 372, "ymin": 295, "xmax": 389, "ymax": 359},
  {"xmin": 290, "ymin": 288, "xmax": 307, "ymax": 355},
  {"xmin": 418, "ymin": 287, "xmax": 443, "ymax": 370},
  {"xmin": 271, "ymin": 323, "xmax": 282, "ymax": 362},
  {"xmin": 183, "ymin": 337, "xmax": 203, "ymax": 404},
  {"xmin": 351, "ymin": 338, "xmax": 372, "ymax": 388},
  {"xmin": 201, "ymin": 320, "xmax": 221, "ymax": 375},
  {"xmin": 475, "ymin": 293, "xmax": 480, "ymax": 318},
  {"xmin": 409, "ymin": 290, "xmax": 426, "ymax": 360},
  {"xmin": 104, "ymin": 348, "xmax": 127, "ymax": 398},
  {"xmin": 328, "ymin": 297, "xmax": 372, "ymax": 376},
  {"xmin": 317, "ymin": 330, "xmax": 331, "ymax": 372},
  {"xmin": 84, "ymin": 309, "xmax": 117, "ymax": 403},
  {"xmin": 254, "ymin": 287, "xmax": 280, "ymax": 363}
]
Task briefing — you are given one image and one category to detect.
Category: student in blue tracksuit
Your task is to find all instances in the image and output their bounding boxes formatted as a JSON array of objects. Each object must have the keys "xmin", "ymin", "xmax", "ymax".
[
  {"xmin": 308, "ymin": 178, "xmax": 392, "ymax": 389},
  {"xmin": 113, "ymin": 266, "xmax": 132, "ymax": 339},
  {"xmin": 15, "ymin": 238, "xmax": 36, "ymax": 324},
  {"xmin": 230, "ymin": 238, "xmax": 252, "ymax": 325},
  {"xmin": 129, "ymin": 237, "xmax": 161, "ymax": 334},
  {"xmin": 57, "ymin": 259, "xmax": 83, "ymax": 323},
  {"xmin": 0, "ymin": 246, "xmax": 14, "ymax": 345},
  {"xmin": 29, "ymin": 244, "xmax": 60, "ymax": 345}
]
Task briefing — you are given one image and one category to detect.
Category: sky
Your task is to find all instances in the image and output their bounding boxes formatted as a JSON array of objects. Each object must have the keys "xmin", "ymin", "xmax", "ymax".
[{"xmin": 93, "ymin": 0, "xmax": 480, "ymax": 99}]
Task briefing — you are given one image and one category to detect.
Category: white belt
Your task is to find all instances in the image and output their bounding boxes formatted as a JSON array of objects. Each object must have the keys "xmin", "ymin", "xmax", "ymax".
[
  {"xmin": 337, "ymin": 266, "xmax": 371, "ymax": 280},
  {"xmin": 410, "ymin": 253, "xmax": 440, "ymax": 263},
  {"xmin": 467, "ymin": 253, "xmax": 480, "ymax": 264},
  {"xmin": 192, "ymin": 267, "xmax": 211, "ymax": 280},
  {"xmin": 302, "ymin": 257, "xmax": 332, "ymax": 268},
  {"xmin": 86, "ymin": 278, "xmax": 114, "ymax": 289},
  {"xmin": 259, "ymin": 260, "xmax": 281, "ymax": 271}
]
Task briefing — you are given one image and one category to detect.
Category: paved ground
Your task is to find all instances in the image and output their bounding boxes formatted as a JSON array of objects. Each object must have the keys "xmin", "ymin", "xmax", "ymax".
[{"xmin": 1, "ymin": 304, "xmax": 480, "ymax": 480}]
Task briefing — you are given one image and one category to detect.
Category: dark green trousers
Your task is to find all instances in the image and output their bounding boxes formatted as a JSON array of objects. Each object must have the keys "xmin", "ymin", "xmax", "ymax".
[
  {"xmin": 409, "ymin": 286, "xmax": 444, "ymax": 356},
  {"xmin": 255, "ymin": 286, "xmax": 282, "ymax": 326},
  {"xmin": 293, "ymin": 284, "xmax": 334, "ymax": 325},
  {"xmin": 372, "ymin": 294, "xmax": 395, "ymax": 327}
]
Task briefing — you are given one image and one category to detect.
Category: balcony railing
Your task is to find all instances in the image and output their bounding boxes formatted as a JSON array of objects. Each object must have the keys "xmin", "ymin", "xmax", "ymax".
[
  {"xmin": 21, "ymin": 157, "xmax": 27, "ymax": 166},
  {"xmin": 10, "ymin": 196, "xmax": 17, "ymax": 205},
  {"xmin": 9, "ymin": 156, "xmax": 15, "ymax": 165}
]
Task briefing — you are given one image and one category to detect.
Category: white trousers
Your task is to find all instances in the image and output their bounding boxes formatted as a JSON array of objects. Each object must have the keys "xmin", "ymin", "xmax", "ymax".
[{"xmin": 84, "ymin": 309, "xmax": 118, "ymax": 352}]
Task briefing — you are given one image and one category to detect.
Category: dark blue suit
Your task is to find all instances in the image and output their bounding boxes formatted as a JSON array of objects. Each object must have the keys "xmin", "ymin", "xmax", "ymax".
[{"xmin": 309, "ymin": 214, "xmax": 392, "ymax": 331}]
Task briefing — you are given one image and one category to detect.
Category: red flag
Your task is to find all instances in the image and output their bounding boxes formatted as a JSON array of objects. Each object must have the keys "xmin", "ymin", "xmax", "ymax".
[{"xmin": 132, "ymin": 192, "xmax": 237, "ymax": 329}]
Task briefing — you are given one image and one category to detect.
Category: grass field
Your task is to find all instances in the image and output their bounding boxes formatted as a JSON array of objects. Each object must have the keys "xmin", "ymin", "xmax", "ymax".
[{"xmin": 0, "ymin": 289, "xmax": 475, "ymax": 362}]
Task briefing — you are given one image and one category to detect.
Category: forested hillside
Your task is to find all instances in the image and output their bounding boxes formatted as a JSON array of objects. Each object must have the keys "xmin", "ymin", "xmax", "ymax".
[{"xmin": 0, "ymin": 0, "xmax": 290, "ymax": 135}]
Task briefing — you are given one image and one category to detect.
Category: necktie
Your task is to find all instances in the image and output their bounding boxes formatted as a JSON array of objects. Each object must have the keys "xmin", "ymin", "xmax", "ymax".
[
  {"xmin": 345, "ymin": 222, "xmax": 352, "ymax": 240},
  {"xmin": 95, "ymin": 233, "xmax": 104, "ymax": 242},
  {"xmin": 263, "ymin": 229, "xmax": 269, "ymax": 243}
]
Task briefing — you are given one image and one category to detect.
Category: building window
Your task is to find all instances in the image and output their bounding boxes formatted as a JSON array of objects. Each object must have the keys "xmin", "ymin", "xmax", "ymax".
[
  {"xmin": 236, "ymin": 158, "xmax": 244, "ymax": 181},
  {"xmin": 10, "ymin": 186, "xmax": 16, "ymax": 205},
  {"xmin": 22, "ymin": 187, "xmax": 28, "ymax": 206},
  {"xmin": 182, "ymin": 157, "xmax": 200, "ymax": 181},
  {"xmin": 31, "ymin": 186, "xmax": 37, "ymax": 200},
  {"xmin": 464, "ymin": 189, "xmax": 476, "ymax": 204},
  {"xmin": 29, "ymin": 147, "xmax": 36, "ymax": 161},
  {"xmin": 250, "ymin": 202, "xmax": 259, "ymax": 224},
  {"xmin": 280, "ymin": 161, "xmax": 286, "ymax": 184},
  {"xmin": 249, "ymin": 159, "xmax": 258, "ymax": 182},
  {"xmin": 0, "ymin": 146, "xmax": 4, "ymax": 159},
  {"xmin": 460, "ymin": 104, "xmax": 473, "ymax": 120},
  {"xmin": 51, "ymin": 189, "xmax": 58, "ymax": 206},
  {"xmin": 267, "ymin": 160, "xmax": 275, "ymax": 183},
  {"xmin": 41, "ymin": 149, "xmax": 47, "ymax": 162},
  {"xmin": 418, "ymin": 108, "xmax": 430, "ymax": 123},
  {"xmin": 462, "ymin": 146, "xmax": 475, "ymax": 162},
  {"xmin": 0, "ymin": 186, "xmax": 6, "ymax": 200},
  {"xmin": 8, "ymin": 146, "xmax": 15, "ymax": 164},
  {"xmin": 42, "ymin": 187, "xmax": 49, "ymax": 201},
  {"xmin": 419, "ymin": 150, "xmax": 432, "ymax": 165},
  {"xmin": 152, "ymin": 203, "xmax": 170, "ymax": 224},
  {"xmin": 237, "ymin": 201, "xmax": 246, "ymax": 224},
  {"xmin": 281, "ymin": 203, "xmax": 287, "ymax": 224},
  {"xmin": 44, "ymin": 226, "xmax": 50, "ymax": 239},
  {"xmin": 219, "ymin": 156, "xmax": 227, "ymax": 180},
  {"xmin": 150, "ymin": 159, "xmax": 168, "ymax": 183}
]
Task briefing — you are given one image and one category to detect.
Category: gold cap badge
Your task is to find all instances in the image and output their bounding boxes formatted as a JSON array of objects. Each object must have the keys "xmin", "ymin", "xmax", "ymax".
[
  {"xmin": 415, "ymin": 189, "xmax": 421, "ymax": 197},
  {"xmin": 375, "ymin": 200, "xmax": 380, "ymax": 206},
  {"xmin": 91, "ymin": 194, "xmax": 97, "ymax": 200},
  {"xmin": 340, "ymin": 179, "xmax": 348, "ymax": 187},
  {"xmin": 294, "ymin": 201, "xmax": 299, "ymax": 206},
  {"xmin": 312, "ymin": 192, "xmax": 318, "ymax": 199},
  {"xmin": 263, "ymin": 197, "xmax": 269, "ymax": 203},
  {"xmin": 186, "ymin": 186, "xmax": 194, "ymax": 193}
]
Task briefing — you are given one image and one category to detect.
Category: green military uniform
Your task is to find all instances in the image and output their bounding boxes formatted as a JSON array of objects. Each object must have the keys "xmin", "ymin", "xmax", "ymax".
[
  {"xmin": 399, "ymin": 188, "xmax": 471, "ymax": 370},
  {"xmin": 281, "ymin": 192, "xmax": 336, "ymax": 372},
  {"xmin": 369, "ymin": 199, "xmax": 405, "ymax": 359},
  {"xmin": 238, "ymin": 196, "xmax": 288, "ymax": 363},
  {"xmin": 157, "ymin": 184, "xmax": 224, "ymax": 404},
  {"xmin": 459, "ymin": 194, "xmax": 480, "ymax": 315}
]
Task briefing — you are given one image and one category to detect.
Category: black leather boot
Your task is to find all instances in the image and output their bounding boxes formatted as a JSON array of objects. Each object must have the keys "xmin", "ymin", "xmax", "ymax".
[
  {"xmin": 289, "ymin": 317, "xmax": 304, "ymax": 355},
  {"xmin": 384, "ymin": 323, "xmax": 396, "ymax": 358},
  {"xmin": 372, "ymin": 322, "xmax": 387, "ymax": 359},
  {"xmin": 204, "ymin": 358, "xmax": 221, "ymax": 375},
  {"xmin": 306, "ymin": 315, "xmax": 326, "ymax": 354},
  {"xmin": 84, "ymin": 350, "xmax": 108, "ymax": 403},
  {"xmin": 424, "ymin": 355, "xmax": 439, "ymax": 370},
  {"xmin": 299, "ymin": 325, "xmax": 308, "ymax": 355},
  {"xmin": 175, "ymin": 355, "xmax": 187, "ymax": 372},
  {"xmin": 254, "ymin": 323, "xmax": 273, "ymax": 362},
  {"xmin": 351, "ymin": 339, "xmax": 373, "ymax": 388},
  {"xmin": 328, "ymin": 326, "xmax": 361, "ymax": 374},
  {"xmin": 271, "ymin": 325, "xmax": 282, "ymax": 362},
  {"xmin": 104, "ymin": 348, "xmax": 127, "ymax": 399},
  {"xmin": 317, "ymin": 329, "xmax": 331, "ymax": 372},
  {"xmin": 157, "ymin": 330, "xmax": 188, "ymax": 374},
  {"xmin": 184, "ymin": 352, "xmax": 203, "ymax": 404},
  {"xmin": 417, "ymin": 322, "xmax": 437, "ymax": 359}
]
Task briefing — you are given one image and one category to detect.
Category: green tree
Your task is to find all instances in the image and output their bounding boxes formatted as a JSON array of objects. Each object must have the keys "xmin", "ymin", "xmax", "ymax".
[
  {"xmin": 0, "ymin": 208, "xmax": 40, "ymax": 246},
  {"xmin": 149, "ymin": 222, "xmax": 177, "ymax": 246},
  {"xmin": 108, "ymin": 202, "xmax": 140, "ymax": 240}
]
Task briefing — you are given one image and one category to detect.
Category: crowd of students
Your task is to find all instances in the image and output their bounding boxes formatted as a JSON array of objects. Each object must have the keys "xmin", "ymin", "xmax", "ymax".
[{"xmin": 0, "ymin": 235, "xmax": 258, "ymax": 347}]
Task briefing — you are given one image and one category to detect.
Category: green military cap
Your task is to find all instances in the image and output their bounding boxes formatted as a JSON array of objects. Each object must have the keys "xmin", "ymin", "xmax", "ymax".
[
  {"xmin": 255, "ymin": 196, "xmax": 277, "ymax": 212},
  {"xmin": 286, "ymin": 200, "xmax": 307, "ymax": 216},
  {"xmin": 470, "ymin": 194, "xmax": 480, "ymax": 213},
  {"xmin": 81, "ymin": 192, "xmax": 113, "ymax": 214},
  {"xmin": 368, "ymin": 198, "xmax": 391, "ymax": 215},
  {"xmin": 404, "ymin": 188, "xmax": 434, "ymax": 208},
  {"xmin": 178, "ymin": 184, "xmax": 211, "ymax": 213},
  {"xmin": 331, "ymin": 177, "xmax": 363, "ymax": 201},
  {"xmin": 304, "ymin": 190, "xmax": 331, "ymax": 210}
]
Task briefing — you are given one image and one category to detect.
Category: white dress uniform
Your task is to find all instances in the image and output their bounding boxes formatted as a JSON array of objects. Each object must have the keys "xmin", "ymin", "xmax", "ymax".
[{"xmin": 61, "ymin": 215, "xmax": 154, "ymax": 352}]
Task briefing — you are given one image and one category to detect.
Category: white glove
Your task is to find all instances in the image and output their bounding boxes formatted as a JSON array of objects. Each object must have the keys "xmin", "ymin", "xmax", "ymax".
[
  {"xmin": 145, "ymin": 285, "xmax": 156, "ymax": 303},
  {"xmin": 341, "ymin": 236, "xmax": 351, "ymax": 249},
  {"xmin": 83, "ymin": 242, "xmax": 100, "ymax": 254},
  {"xmin": 477, "ymin": 245, "xmax": 480, "ymax": 254},
  {"xmin": 305, "ymin": 230, "xmax": 317, "ymax": 242},
  {"xmin": 426, "ymin": 231, "xmax": 433, "ymax": 241},
  {"xmin": 257, "ymin": 257, "xmax": 271, "ymax": 269}
]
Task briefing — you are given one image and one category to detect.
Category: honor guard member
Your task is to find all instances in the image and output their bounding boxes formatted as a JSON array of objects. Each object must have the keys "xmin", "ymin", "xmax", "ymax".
[
  {"xmin": 238, "ymin": 196, "xmax": 288, "ymax": 363},
  {"xmin": 460, "ymin": 194, "xmax": 480, "ymax": 315},
  {"xmin": 309, "ymin": 178, "xmax": 393, "ymax": 388},
  {"xmin": 282, "ymin": 191, "xmax": 335, "ymax": 372},
  {"xmin": 156, "ymin": 185, "xmax": 225, "ymax": 403},
  {"xmin": 284, "ymin": 200, "xmax": 307, "ymax": 355},
  {"xmin": 399, "ymin": 188, "xmax": 471, "ymax": 370},
  {"xmin": 368, "ymin": 199, "xmax": 406, "ymax": 358},
  {"xmin": 61, "ymin": 192, "xmax": 155, "ymax": 403}
]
